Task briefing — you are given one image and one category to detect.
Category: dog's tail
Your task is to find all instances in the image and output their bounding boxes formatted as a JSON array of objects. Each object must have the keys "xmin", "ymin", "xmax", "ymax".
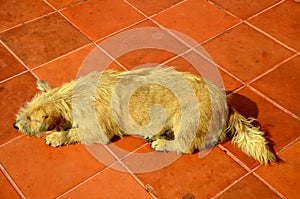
[{"xmin": 226, "ymin": 106, "xmax": 277, "ymax": 165}]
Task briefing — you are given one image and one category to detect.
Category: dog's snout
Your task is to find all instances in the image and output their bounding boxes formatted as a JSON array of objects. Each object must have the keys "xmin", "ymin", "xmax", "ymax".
[{"xmin": 13, "ymin": 122, "xmax": 19, "ymax": 130}]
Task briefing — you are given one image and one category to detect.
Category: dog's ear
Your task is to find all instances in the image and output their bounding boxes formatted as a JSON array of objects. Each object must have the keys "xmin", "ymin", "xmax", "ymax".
[{"xmin": 37, "ymin": 80, "xmax": 52, "ymax": 92}]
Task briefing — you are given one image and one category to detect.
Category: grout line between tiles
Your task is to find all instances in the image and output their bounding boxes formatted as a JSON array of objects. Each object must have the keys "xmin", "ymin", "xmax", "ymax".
[
  {"xmin": 56, "ymin": 161, "xmax": 120, "ymax": 199},
  {"xmin": 0, "ymin": 70, "xmax": 29, "ymax": 85},
  {"xmin": 250, "ymin": 163, "xmax": 287, "ymax": 199},
  {"xmin": 0, "ymin": 40, "xmax": 39, "ymax": 80},
  {"xmin": 0, "ymin": 164, "xmax": 26, "ymax": 199},
  {"xmin": 103, "ymin": 145, "xmax": 158, "ymax": 198},
  {"xmin": 248, "ymin": 86, "xmax": 300, "ymax": 121},
  {"xmin": 44, "ymin": 0, "xmax": 136, "ymax": 72},
  {"xmin": 0, "ymin": 135, "xmax": 24, "ymax": 148},
  {"xmin": 54, "ymin": 0, "xmax": 89, "ymax": 11},
  {"xmin": 58, "ymin": 143, "xmax": 156, "ymax": 198},
  {"xmin": 210, "ymin": 171, "xmax": 252, "ymax": 199},
  {"xmin": 277, "ymin": 135, "xmax": 300, "ymax": 155},
  {"xmin": 207, "ymin": 0, "xmax": 242, "ymax": 21},
  {"xmin": 247, "ymin": 53, "xmax": 298, "ymax": 85},
  {"xmin": 123, "ymin": 0, "xmax": 187, "ymax": 19},
  {"xmin": 199, "ymin": 22, "xmax": 243, "ymax": 46},
  {"xmin": 115, "ymin": 143, "xmax": 148, "ymax": 162},
  {"xmin": 246, "ymin": 0, "xmax": 285, "ymax": 21},
  {"xmin": 93, "ymin": 43, "xmax": 128, "ymax": 71},
  {"xmin": 217, "ymin": 144, "xmax": 251, "ymax": 171},
  {"xmin": 30, "ymin": 43, "xmax": 93, "ymax": 72},
  {"xmin": 0, "ymin": 10, "xmax": 57, "ymax": 35},
  {"xmin": 245, "ymin": 21, "xmax": 298, "ymax": 54},
  {"xmin": 93, "ymin": 18, "xmax": 149, "ymax": 43},
  {"xmin": 252, "ymin": 171, "xmax": 287, "ymax": 199},
  {"xmin": 208, "ymin": 0, "xmax": 298, "ymax": 55},
  {"xmin": 43, "ymin": 0, "xmax": 94, "ymax": 43}
]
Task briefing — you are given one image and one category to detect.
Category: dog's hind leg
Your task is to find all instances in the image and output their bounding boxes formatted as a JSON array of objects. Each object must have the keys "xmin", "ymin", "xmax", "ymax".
[{"xmin": 45, "ymin": 128, "xmax": 81, "ymax": 147}]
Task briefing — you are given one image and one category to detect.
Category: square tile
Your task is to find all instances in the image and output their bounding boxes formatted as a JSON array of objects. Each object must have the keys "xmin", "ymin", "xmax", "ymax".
[
  {"xmin": 127, "ymin": 147, "xmax": 247, "ymax": 198},
  {"xmin": 62, "ymin": 0, "xmax": 145, "ymax": 41},
  {"xmin": 0, "ymin": 171, "xmax": 20, "ymax": 199},
  {"xmin": 152, "ymin": 0, "xmax": 239, "ymax": 43},
  {"xmin": 224, "ymin": 87, "xmax": 300, "ymax": 168},
  {"xmin": 0, "ymin": 1, "xmax": 53, "ymax": 32},
  {"xmin": 0, "ymin": 136, "xmax": 106, "ymax": 198},
  {"xmin": 0, "ymin": 43, "xmax": 26, "ymax": 82},
  {"xmin": 210, "ymin": 0, "xmax": 281, "ymax": 19},
  {"xmin": 249, "ymin": 0, "xmax": 300, "ymax": 51},
  {"xmin": 34, "ymin": 44, "xmax": 122, "ymax": 87},
  {"xmin": 203, "ymin": 23, "xmax": 294, "ymax": 82},
  {"xmin": 256, "ymin": 140, "xmax": 300, "ymax": 199},
  {"xmin": 0, "ymin": 13, "xmax": 90, "ymax": 68},
  {"xmin": 251, "ymin": 55, "xmax": 300, "ymax": 117},
  {"xmin": 61, "ymin": 166, "xmax": 152, "ymax": 199},
  {"xmin": 0, "ymin": 73, "xmax": 37, "ymax": 145},
  {"xmin": 218, "ymin": 174, "xmax": 280, "ymax": 199},
  {"xmin": 127, "ymin": 0, "xmax": 183, "ymax": 16}
]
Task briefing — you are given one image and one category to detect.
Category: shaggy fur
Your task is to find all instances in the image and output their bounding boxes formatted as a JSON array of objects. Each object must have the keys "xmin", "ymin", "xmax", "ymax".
[{"xmin": 14, "ymin": 67, "xmax": 276, "ymax": 165}]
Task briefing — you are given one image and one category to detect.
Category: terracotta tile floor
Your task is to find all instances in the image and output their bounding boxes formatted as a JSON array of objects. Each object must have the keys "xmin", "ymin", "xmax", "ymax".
[{"xmin": 0, "ymin": 0, "xmax": 299, "ymax": 198}]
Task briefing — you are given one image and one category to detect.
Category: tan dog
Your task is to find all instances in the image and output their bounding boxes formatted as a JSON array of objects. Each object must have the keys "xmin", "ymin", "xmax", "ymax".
[{"xmin": 14, "ymin": 67, "xmax": 276, "ymax": 165}]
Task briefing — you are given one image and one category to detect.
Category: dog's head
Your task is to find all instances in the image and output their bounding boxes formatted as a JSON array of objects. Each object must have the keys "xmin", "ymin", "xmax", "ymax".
[{"xmin": 14, "ymin": 80, "xmax": 71, "ymax": 136}]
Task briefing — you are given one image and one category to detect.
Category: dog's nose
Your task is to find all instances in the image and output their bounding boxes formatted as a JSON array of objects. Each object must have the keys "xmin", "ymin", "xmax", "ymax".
[{"xmin": 13, "ymin": 122, "xmax": 19, "ymax": 130}]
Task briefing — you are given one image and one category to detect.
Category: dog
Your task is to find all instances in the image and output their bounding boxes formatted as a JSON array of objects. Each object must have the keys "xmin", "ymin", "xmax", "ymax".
[{"xmin": 14, "ymin": 67, "xmax": 276, "ymax": 165}]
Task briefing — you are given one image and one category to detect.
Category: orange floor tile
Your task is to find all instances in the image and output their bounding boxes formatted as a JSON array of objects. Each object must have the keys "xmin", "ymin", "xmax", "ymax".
[{"xmin": 0, "ymin": 0, "xmax": 299, "ymax": 198}]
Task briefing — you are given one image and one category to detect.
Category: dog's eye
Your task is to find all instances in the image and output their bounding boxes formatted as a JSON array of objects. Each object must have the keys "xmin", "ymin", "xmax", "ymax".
[{"xmin": 44, "ymin": 115, "xmax": 49, "ymax": 119}]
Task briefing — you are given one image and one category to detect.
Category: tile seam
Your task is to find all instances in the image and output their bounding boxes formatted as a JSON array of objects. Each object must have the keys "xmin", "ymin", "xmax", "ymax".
[
  {"xmin": 93, "ymin": 18, "xmax": 149, "ymax": 44},
  {"xmin": 210, "ymin": 171, "xmax": 252, "ymax": 199},
  {"xmin": 0, "ymin": 10, "xmax": 57, "ymax": 34},
  {"xmin": 0, "ymin": 70, "xmax": 29, "ymax": 85},
  {"xmin": 103, "ymin": 145, "xmax": 158, "ymax": 198},
  {"xmin": 198, "ymin": 21, "xmax": 243, "ymax": 46},
  {"xmin": 249, "ymin": 164, "xmax": 287, "ymax": 199},
  {"xmin": 252, "ymin": 171, "xmax": 287, "ymax": 199},
  {"xmin": 208, "ymin": 0, "xmax": 298, "ymax": 54},
  {"xmin": 246, "ymin": 0, "xmax": 286, "ymax": 21},
  {"xmin": 123, "ymin": 0, "xmax": 187, "ymax": 19},
  {"xmin": 211, "ymin": 165, "xmax": 253, "ymax": 199},
  {"xmin": 55, "ymin": 161, "xmax": 120, "ymax": 199},
  {"xmin": 247, "ymin": 53, "xmax": 298, "ymax": 85},
  {"xmin": 30, "ymin": 43, "xmax": 93, "ymax": 73},
  {"xmin": 248, "ymin": 86, "xmax": 300, "ymax": 121},
  {"xmin": 277, "ymin": 135, "xmax": 300, "ymax": 155},
  {"xmin": 207, "ymin": 0, "xmax": 242, "ymax": 21},
  {"xmin": 0, "ymin": 163, "xmax": 26, "ymax": 199},
  {"xmin": 217, "ymin": 144, "xmax": 251, "ymax": 171},
  {"xmin": 0, "ymin": 40, "xmax": 39, "ymax": 80},
  {"xmin": 0, "ymin": 135, "xmax": 24, "ymax": 148},
  {"xmin": 245, "ymin": 21, "xmax": 298, "ymax": 54}
]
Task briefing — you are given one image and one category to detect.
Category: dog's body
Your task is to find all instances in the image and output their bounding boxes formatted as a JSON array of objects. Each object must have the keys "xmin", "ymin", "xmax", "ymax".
[{"xmin": 14, "ymin": 67, "xmax": 276, "ymax": 165}]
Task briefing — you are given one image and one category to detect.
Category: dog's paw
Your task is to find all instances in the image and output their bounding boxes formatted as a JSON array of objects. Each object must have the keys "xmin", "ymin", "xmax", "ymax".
[
  {"xmin": 151, "ymin": 139, "xmax": 168, "ymax": 151},
  {"xmin": 45, "ymin": 132, "xmax": 64, "ymax": 147}
]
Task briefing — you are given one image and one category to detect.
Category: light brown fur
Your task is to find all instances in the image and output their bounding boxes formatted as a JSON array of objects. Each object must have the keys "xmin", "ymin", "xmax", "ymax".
[{"xmin": 14, "ymin": 67, "xmax": 276, "ymax": 165}]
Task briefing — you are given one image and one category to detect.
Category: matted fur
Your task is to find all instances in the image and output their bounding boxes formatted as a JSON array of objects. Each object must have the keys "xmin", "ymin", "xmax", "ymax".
[{"xmin": 14, "ymin": 67, "xmax": 276, "ymax": 165}]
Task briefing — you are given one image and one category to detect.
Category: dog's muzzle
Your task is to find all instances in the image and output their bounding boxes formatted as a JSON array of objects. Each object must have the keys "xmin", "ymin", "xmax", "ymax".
[{"xmin": 13, "ymin": 122, "xmax": 19, "ymax": 130}]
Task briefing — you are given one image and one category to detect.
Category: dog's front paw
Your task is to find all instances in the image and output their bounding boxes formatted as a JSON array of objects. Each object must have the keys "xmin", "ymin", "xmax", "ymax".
[
  {"xmin": 45, "ymin": 132, "xmax": 64, "ymax": 147},
  {"xmin": 151, "ymin": 139, "xmax": 168, "ymax": 151}
]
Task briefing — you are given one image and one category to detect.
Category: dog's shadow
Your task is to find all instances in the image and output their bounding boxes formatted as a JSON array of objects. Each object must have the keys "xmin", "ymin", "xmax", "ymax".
[
  {"xmin": 227, "ymin": 92, "xmax": 281, "ymax": 162},
  {"xmin": 227, "ymin": 92, "xmax": 259, "ymax": 119}
]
